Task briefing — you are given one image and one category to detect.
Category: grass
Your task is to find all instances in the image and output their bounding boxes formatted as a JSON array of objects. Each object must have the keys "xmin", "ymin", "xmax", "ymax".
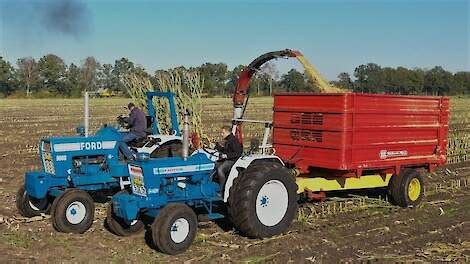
[
  {"xmin": 239, "ymin": 252, "xmax": 281, "ymax": 263},
  {"xmin": 0, "ymin": 232, "xmax": 38, "ymax": 249}
]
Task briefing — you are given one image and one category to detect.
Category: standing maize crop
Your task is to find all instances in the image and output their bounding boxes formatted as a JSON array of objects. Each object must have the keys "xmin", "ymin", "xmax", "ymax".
[{"xmin": 124, "ymin": 70, "xmax": 205, "ymax": 139}]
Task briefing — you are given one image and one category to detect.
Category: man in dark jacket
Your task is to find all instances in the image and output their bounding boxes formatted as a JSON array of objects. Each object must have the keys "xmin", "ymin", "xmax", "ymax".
[
  {"xmin": 214, "ymin": 125, "xmax": 243, "ymax": 189},
  {"xmin": 118, "ymin": 103, "xmax": 147, "ymax": 160}
]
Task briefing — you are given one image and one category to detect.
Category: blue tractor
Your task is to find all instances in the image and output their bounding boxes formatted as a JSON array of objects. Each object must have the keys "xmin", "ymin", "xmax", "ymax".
[
  {"xmin": 106, "ymin": 113, "xmax": 298, "ymax": 255},
  {"xmin": 16, "ymin": 92, "xmax": 184, "ymax": 234}
]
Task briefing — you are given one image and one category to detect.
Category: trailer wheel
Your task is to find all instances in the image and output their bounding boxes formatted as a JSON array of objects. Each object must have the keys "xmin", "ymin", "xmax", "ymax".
[
  {"xmin": 228, "ymin": 162, "xmax": 298, "ymax": 238},
  {"xmin": 389, "ymin": 168, "xmax": 425, "ymax": 207},
  {"xmin": 51, "ymin": 189, "xmax": 95, "ymax": 233},
  {"xmin": 106, "ymin": 191, "xmax": 144, "ymax": 236},
  {"xmin": 16, "ymin": 185, "xmax": 51, "ymax": 217},
  {"xmin": 151, "ymin": 203, "xmax": 197, "ymax": 255}
]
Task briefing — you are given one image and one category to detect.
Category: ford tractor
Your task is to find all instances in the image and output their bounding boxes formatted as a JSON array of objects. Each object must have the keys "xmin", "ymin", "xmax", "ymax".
[
  {"xmin": 106, "ymin": 113, "xmax": 298, "ymax": 255},
  {"xmin": 16, "ymin": 92, "xmax": 184, "ymax": 233}
]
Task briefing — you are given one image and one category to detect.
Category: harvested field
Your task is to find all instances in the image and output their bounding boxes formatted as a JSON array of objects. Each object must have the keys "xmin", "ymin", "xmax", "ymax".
[{"xmin": 0, "ymin": 97, "xmax": 469, "ymax": 262}]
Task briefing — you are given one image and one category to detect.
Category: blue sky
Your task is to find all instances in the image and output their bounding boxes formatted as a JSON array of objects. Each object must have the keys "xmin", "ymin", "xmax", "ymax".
[{"xmin": 1, "ymin": 0, "xmax": 469, "ymax": 79}]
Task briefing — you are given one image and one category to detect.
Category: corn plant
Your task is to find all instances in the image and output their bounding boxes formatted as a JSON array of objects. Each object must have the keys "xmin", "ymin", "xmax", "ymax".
[{"xmin": 124, "ymin": 70, "xmax": 206, "ymax": 139}]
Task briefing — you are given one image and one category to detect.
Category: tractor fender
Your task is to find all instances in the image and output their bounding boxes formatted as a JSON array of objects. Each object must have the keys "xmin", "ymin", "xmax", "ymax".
[
  {"xmin": 223, "ymin": 154, "xmax": 284, "ymax": 202},
  {"xmin": 25, "ymin": 171, "xmax": 67, "ymax": 199}
]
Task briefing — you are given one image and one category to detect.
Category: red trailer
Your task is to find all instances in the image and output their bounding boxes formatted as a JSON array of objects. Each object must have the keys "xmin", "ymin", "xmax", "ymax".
[
  {"xmin": 230, "ymin": 50, "xmax": 450, "ymax": 208},
  {"xmin": 272, "ymin": 93, "xmax": 449, "ymax": 206}
]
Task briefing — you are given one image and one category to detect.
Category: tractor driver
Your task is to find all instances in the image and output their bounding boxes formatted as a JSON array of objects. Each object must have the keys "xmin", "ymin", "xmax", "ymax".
[
  {"xmin": 214, "ymin": 125, "xmax": 243, "ymax": 190},
  {"xmin": 118, "ymin": 102, "xmax": 147, "ymax": 160}
]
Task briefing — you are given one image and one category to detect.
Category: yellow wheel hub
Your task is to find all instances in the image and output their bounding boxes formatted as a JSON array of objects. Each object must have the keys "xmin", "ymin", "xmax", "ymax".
[{"xmin": 408, "ymin": 178, "xmax": 421, "ymax": 201}]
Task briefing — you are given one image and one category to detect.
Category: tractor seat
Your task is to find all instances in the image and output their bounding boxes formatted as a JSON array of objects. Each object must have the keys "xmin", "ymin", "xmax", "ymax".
[{"xmin": 144, "ymin": 116, "xmax": 154, "ymax": 135}]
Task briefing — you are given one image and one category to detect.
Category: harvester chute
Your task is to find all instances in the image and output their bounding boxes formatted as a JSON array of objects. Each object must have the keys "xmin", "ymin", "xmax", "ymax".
[{"xmin": 232, "ymin": 49, "xmax": 343, "ymax": 141}]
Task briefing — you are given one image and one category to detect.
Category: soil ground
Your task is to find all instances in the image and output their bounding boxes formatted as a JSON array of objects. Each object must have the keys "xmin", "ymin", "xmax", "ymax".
[{"xmin": 0, "ymin": 98, "xmax": 469, "ymax": 263}]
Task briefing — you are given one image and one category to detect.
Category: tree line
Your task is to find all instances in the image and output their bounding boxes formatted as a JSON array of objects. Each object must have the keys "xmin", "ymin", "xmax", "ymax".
[{"xmin": 0, "ymin": 54, "xmax": 469, "ymax": 98}]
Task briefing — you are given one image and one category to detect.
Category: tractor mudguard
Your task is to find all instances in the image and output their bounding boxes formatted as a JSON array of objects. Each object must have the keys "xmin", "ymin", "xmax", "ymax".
[
  {"xmin": 108, "ymin": 162, "xmax": 129, "ymax": 177},
  {"xmin": 25, "ymin": 172, "xmax": 67, "ymax": 199},
  {"xmin": 112, "ymin": 193, "xmax": 142, "ymax": 222}
]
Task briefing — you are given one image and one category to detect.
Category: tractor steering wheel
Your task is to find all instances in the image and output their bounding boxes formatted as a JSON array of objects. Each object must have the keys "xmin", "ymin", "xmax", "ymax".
[{"xmin": 202, "ymin": 147, "xmax": 219, "ymax": 159}]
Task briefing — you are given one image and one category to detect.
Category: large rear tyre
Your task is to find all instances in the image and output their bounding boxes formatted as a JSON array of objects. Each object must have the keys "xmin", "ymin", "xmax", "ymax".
[
  {"xmin": 16, "ymin": 185, "xmax": 51, "ymax": 217},
  {"xmin": 228, "ymin": 162, "xmax": 298, "ymax": 238},
  {"xmin": 106, "ymin": 191, "xmax": 144, "ymax": 236},
  {"xmin": 389, "ymin": 168, "xmax": 425, "ymax": 207},
  {"xmin": 151, "ymin": 203, "xmax": 197, "ymax": 255},
  {"xmin": 51, "ymin": 189, "xmax": 95, "ymax": 233}
]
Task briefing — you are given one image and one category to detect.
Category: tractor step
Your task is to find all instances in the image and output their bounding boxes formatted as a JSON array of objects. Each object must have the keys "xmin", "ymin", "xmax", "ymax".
[
  {"xmin": 197, "ymin": 213, "xmax": 225, "ymax": 222},
  {"xmin": 207, "ymin": 213, "xmax": 224, "ymax": 220}
]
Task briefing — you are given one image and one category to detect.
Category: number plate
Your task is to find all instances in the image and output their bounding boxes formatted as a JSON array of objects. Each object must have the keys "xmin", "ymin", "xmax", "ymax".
[{"xmin": 129, "ymin": 165, "xmax": 147, "ymax": 197}]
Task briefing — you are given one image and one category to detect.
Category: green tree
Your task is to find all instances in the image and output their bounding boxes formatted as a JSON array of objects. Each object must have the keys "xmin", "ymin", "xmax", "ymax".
[
  {"xmin": 280, "ymin": 69, "xmax": 307, "ymax": 92},
  {"xmin": 197, "ymin": 63, "xmax": 228, "ymax": 95},
  {"xmin": 64, "ymin": 63, "xmax": 81, "ymax": 96},
  {"xmin": 38, "ymin": 54, "xmax": 66, "ymax": 94},
  {"xmin": 334, "ymin": 72, "xmax": 354, "ymax": 90},
  {"xmin": 112, "ymin": 58, "xmax": 135, "ymax": 92},
  {"xmin": 0, "ymin": 56, "xmax": 16, "ymax": 96},
  {"xmin": 452, "ymin": 72, "xmax": 470, "ymax": 95},
  {"xmin": 354, "ymin": 63, "xmax": 384, "ymax": 93},
  {"xmin": 424, "ymin": 66, "xmax": 452, "ymax": 95}
]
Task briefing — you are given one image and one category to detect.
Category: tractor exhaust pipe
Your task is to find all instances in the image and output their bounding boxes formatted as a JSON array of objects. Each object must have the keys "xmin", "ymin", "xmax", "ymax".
[
  {"xmin": 84, "ymin": 91, "xmax": 89, "ymax": 137},
  {"xmin": 182, "ymin": 111, "xmax": 190, "ymax": 160}
]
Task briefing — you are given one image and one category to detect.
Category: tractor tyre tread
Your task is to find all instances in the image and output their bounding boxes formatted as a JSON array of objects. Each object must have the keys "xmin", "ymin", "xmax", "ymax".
[
  {"xmin": 51, "ymin": 189, "xmax": 95, "ymax": 234},
  {"xmin": 151, "ymin": 203, "xmax": 197, "ymax": 255},
  {"xmin": 228, "ymin": 162, "xmax": 298, "ymax": 238},
  {"xmin": 16, "ymin": 185, "xmax": 51, "ymax": 217}
]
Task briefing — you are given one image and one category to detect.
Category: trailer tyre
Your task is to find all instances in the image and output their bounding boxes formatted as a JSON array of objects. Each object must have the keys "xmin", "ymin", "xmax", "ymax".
[
  {"xmin": 51, "ymin": 189, "xmax": 95, "ymax": 233},
  {"xmin": 106, "ymin": 191, "xmax": 144, "ymax": 236},
  {"xmin": 151, "ymin": 203, "xmax": 197, "ymax": 255},
  {"xmin": 16, "ymin": 185, "xmax": 51, "ymax": 217},
  {"xmin": 228, "ymin": 162, "xmax": 298, "ymax": 238},
  {"xmin": 389, "ymin": 168, "xmax": 425, "ymax": 207}
]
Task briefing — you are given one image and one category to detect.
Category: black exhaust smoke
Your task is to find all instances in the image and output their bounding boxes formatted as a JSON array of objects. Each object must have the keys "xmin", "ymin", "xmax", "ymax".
[
  {"xmin": 40, "ymin": 0, "xmax": 91, "ymax": 36},
  {"xmin": 1, "ymin": 0, "xmax": 92, "ymax": 38}
]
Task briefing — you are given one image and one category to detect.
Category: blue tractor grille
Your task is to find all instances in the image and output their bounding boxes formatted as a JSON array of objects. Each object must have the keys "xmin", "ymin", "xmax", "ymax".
[{"xmin": 42, "ymin": 142, "xmax": 55, "ymax": 175}]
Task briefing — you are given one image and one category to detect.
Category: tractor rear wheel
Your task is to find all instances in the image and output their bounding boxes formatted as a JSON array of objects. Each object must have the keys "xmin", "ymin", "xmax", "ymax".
[
  {"xmin": 106, "ymin": 191, "xmax": 144, "ymax": 236},
  {"xmin": 389, "ymin": 168, "xmax": 425, "ymax": 207},
  {"xmin": 51, "ymin": 189, "xmax": 95, "ymax": 233},
  {"xmin": 228, "ymin": 162, "xmax": 298, "ymax": 238},
  {"xmin": 151, "ymin": 203, "xmax": 197, "ymax": 255},
  {"xmin": 16, "ymin": 185, "xmax": 51, "ymax": 217}
]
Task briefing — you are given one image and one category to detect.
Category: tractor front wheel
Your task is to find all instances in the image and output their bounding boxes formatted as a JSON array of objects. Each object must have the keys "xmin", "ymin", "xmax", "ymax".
[
  {"xmin": 51, "ymin": 189, "xmax": 95, "ymax": 233},
  {"xmin": 228, "ymin": 162, "xmax": 298, "ymax": 238},
  {"xmin": 389, "ymin": 168, "xmax": 425, "ymax": 207},
  {"xmin": 106, "ymin": 191, "xmax": 144, "ymax": 236},
  {"xmin": 16, "ymin": 185, "xmax": 51, "ymax": 217},
  {"xmin": 151, "ymin": 203, "xmax": 197, "ymax": 255}
]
